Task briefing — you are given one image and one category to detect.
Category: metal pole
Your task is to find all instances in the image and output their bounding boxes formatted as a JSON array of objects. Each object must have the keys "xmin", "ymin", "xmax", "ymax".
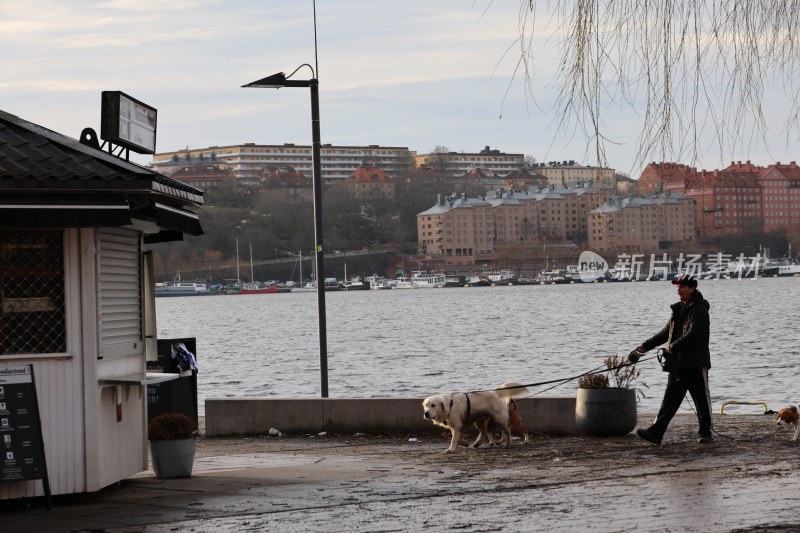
[{"xmin": 310, "ymin": 79, "xmax": 328, "ymax": 397}]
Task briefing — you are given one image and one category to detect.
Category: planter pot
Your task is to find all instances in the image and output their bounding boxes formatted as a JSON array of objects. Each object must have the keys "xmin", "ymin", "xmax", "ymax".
[
  {"xmin": 575, "ymin": 387, "xmax": 637, "ymax": 437},
  {"xmin": 149, "ymin": 439, "xmax": 196, "ymax": 478}
]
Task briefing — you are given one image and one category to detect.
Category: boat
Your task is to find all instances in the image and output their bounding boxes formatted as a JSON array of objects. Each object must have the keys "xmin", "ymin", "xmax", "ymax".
[
  {"xmin": 291, "ymin": 250, "xmax": 318, "ymax": 292},
  {"xmin": 565, "ymin": 265, "xmax": 605, "ymax": 283},
  {"xmin": 291, "ymin": 282, "xmax": 317, "ymax": 293},
  {"xmin": 444, "ymin": 274, "xmax": 465, "ymax": 288},
  {"xmin": 324, "ymin": 278, "xmax": 342, "ymax": 291},
  {"xmin": 155, "ymin": 281, "xmax": 212, "ymax": 297},
  {"xmin": 775, "ymin": 263, "xmax": 800, "ymax": 276},
  {"xmin": 537, "ymin": 270, "xmax": 569, "ymax": 284},
  {"xmin": 366, "ymin": 274, "xmax": 393, "ymax": 289},
  {"xmin": 465, "ymin": 274, "xmax": 491, "ymax": 287},
  {"xmin": 392, "ymin": 276, "xmax": 414, "ymax": 289},
  {"xmin": 410, "ymin": 271, "xmax": 446, "ymax": 288},
  {"xmin": 236, "ymin": 244, "xmax": 277, "ymax": 294},
  {"xmin": 342, "ymin": 275, "xmax": 370, "ymax": 290},
  {"xmin": 485, "ymin": 269, "xmax": 516, "ymax": 286},
  {"xmin": 511, "ymin": 276, "xmax": 539, "ymax": 285},
  {"xmin": 238, "ymin": 282, "xmax": 278, "ymax": 295}
]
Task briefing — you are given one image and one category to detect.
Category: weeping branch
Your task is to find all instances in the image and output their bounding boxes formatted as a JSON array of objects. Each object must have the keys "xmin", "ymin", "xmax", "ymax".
[{"xmin": 516, "ymin": 0, "xmax": 800, "ymax": 172}]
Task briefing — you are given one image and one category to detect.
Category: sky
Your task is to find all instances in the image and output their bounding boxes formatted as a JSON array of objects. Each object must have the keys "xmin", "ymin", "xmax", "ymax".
[{"xmin": 1, "ymin": 1, "xmax": 798, "ymax": 178}]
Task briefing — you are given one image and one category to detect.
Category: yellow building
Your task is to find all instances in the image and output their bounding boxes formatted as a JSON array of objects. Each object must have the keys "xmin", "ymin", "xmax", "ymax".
[{"xmin": 588, "ymin": 195, "xmax": 695, "ymax": 252}]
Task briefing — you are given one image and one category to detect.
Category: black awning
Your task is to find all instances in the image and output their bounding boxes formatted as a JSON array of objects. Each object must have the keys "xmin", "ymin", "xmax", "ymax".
[
  {"xmin": 144, "ymin": 230, "xmax": 184, "ymax": 244},
  {"xmin": 151, "ymin": 202, "xmax": 204, "ymax": 236},
  {"xmin": 0, "ymin": 193, "xmax": 132, "ymax": 228}
]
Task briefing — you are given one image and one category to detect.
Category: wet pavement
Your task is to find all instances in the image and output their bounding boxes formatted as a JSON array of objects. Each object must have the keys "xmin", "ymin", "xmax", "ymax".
[{"xmin": 1, "ymin": 414, "xmax": 798, "ymax": 532}]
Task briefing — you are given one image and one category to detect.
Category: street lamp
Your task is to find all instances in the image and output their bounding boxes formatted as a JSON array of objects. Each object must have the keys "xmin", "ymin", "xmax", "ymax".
[{"xmin": 243, "ymin": 65, "xmax": 329, "ymax": 397}]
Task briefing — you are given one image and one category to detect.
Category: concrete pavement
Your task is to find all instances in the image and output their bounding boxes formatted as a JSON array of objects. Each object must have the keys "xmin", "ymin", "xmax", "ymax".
[{"xmin": 0, "ymin": 414, "xmax": 798, "ymax": 532}]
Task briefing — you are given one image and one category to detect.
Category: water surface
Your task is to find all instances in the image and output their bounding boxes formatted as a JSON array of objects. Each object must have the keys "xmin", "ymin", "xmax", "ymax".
[{"xmin": 156, "ymin": 278, "xmax": 800, "ymax": 416}]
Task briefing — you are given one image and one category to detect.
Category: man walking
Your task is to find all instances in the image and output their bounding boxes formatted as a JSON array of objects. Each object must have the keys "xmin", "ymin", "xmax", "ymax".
[{"xmin": 629, "ymin": 273, "xmax": 713, "ymax": 444}]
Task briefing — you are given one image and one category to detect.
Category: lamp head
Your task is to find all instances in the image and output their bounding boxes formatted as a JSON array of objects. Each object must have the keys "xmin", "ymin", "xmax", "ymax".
[{"xmin": 242, "ymin": 67, "xmax": 315, "ymax": 89}]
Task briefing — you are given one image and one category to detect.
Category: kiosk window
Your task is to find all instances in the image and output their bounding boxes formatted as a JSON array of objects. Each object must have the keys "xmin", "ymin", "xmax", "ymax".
[{"xmin": 0, "ymin": 230, "xmax": 66, "ymax": 355}]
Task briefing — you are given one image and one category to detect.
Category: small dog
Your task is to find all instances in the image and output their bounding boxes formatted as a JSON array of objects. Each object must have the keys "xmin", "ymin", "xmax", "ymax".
[
  {"xmin": 422, "ymin": 380, "xmax": 529, "ymax": 453},
  {"xmin": 775, "ymin": 405, "xmax": 800, "ymax": 441}
]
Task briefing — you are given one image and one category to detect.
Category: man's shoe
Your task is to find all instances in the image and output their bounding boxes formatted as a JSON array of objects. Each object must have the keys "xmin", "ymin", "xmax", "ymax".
[
  {"xmin": 697, "ymin": 435, "xmax": 713, "ymax": 444},
  {"xmin": 636, "ymin": 428, "xmax": 662, "ymax": 445}
]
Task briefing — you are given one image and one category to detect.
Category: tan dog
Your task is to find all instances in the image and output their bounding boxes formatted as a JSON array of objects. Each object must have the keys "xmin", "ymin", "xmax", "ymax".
[
  {"xmin": 482, "ymin": 399, "xmax": 530, "ymax": 446},
  {"xmin": 422, "ymin": 380, "xmax": 529, "ymax": 453},
  {"xmin": 775, "ymin": 406, "xmax": 800, "ymax": 441}
]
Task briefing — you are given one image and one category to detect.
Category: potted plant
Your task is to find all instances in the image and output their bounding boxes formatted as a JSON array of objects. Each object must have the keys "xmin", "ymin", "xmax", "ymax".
[
  {"xmin": 574, "ymin": 354, "xmax": 646, "ymax": 437},
  {"xmin": 148, "ymin": 412, "xmax": 198, "ymax": 478}
]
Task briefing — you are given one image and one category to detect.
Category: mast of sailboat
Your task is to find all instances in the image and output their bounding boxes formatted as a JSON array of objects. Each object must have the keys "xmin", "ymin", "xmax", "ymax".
[
  {"xmin": 250, "ymin": 243, "xmax": 254, "ymax": 283},
  {"xmin": 299, "ymin": 250, "xmax": 303, "ymax": 285},
  {"xmin": 236, "ymin": 238, "xmax": 240, "ymax": 284}
]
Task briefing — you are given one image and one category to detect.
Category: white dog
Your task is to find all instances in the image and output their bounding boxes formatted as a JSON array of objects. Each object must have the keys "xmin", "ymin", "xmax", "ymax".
[{"xmin": 422, "ymin": 381, "xmax": 529, "ymax": 453}]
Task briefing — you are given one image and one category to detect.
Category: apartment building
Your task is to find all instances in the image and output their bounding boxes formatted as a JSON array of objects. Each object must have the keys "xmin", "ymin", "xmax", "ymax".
[
  {"xmin": 415, "ymin": 146, "xmax": 524, "ymax": 177},
  {"xmin": 417, "ymin": 194, "xmax": 495, "ymax": 265},
  {"xmin": 759, "ymin": 161, "xmax": 800, "ymax": 233},
  {"xmin": 487, "ymin": 184, "xmax": 615, "ymax": 243},
  {"xmin": 532, "ymin": 160, "xmax": 617, "ymax": 187},
  {"xmin": 588, "ymin": 195, "xmax": 695, "ymax": 252},
  {"xmin": 417, "ymin": 183, "xmax": 614, "ymax": 265},
  {"xmin": 637, "ymin": 160, "xmax": 799, "ymax": 238},
  {"xmin": 151, "ymin": 143, "xmax": 414, "ymax": 186}
]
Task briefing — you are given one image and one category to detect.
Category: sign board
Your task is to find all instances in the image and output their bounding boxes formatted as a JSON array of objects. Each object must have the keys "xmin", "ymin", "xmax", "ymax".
[
  {"xmin": 0, "ymin": 365, "xmax": 51, "ymax": 508},
  {"xmin": 100, "ymin": 91, "xmax": 157, "ymax": 154}
]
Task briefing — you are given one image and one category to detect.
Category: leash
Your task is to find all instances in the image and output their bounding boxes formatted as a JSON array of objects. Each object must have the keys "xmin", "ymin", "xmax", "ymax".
[{"xmin": 468, "ymin": 355, "xmax": 657, "ymax": 394}]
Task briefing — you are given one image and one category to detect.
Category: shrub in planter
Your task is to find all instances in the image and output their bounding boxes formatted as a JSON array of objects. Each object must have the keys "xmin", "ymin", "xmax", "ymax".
[
  {"xmin": 148, "ymin": 413, "xmax": 197, "ymax": 478},
  {"xmin": 575, "ymin": 354, "xmax": 645, "ymax": 437}
]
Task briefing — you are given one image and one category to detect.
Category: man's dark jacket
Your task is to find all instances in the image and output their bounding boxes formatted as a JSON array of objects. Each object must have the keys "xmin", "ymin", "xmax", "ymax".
[{"xmin": 642, "ymin": 290, "xmax": 711, "ymax": 368}]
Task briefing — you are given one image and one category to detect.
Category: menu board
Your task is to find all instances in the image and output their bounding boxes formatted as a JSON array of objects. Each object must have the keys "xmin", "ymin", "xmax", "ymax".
[{"xmin": 0, "ymin": 365, "xmax": 51, "ymax": 507}]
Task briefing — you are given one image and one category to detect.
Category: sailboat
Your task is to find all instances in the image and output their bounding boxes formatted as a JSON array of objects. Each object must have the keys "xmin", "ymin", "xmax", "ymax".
[
  {"xmin": 238, "ymin": 243, "xmax": 278, "ymax": 294},
  {"xmin": 291, "ymin": 250, "xmax": 317, "ymax": 293}
]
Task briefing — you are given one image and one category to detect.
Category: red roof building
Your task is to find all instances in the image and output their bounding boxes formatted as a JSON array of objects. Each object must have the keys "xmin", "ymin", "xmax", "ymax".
[
  {"xmin": 636, "ymin": 162, "xmax": 698, "ymax": 196},
  {"xmin": 344, "ymin": 166, "xmax": 395, "ymax": 199},
  {"xmin": 172, "ymin": 163, "xmax": 232, "ymax": 190}
]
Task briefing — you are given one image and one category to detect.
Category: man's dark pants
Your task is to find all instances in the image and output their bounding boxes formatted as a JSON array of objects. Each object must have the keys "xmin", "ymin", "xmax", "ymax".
[{"xmin": 647, "ymin": 366, "xmax": 712, "ymax": 439}]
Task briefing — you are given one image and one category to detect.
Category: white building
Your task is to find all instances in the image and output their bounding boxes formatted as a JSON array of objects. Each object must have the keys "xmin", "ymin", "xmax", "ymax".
[
  {"xmin": 0, "ymin": 109, "xmax": 204, "ymax": 499},
  {"xmin": 151, "ymin": 143, "xmax": 415, "ymax": 186}
]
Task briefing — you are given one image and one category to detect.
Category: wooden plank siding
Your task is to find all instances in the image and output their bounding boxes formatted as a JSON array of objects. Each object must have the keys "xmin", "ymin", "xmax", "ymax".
[{"xmin": 1, "ymin": 227, "xmax": 149, "ymax": 499}]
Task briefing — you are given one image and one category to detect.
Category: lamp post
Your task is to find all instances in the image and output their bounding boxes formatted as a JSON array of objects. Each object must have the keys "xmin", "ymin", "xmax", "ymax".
[{"xmin": 243, "ymin": 66, "xmax": 329, "ymax": 397}]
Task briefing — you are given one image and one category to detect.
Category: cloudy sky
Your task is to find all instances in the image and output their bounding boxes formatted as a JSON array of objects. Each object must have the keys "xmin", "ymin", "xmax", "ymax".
[{"xmin": 1, "ymin": 1, "xmax": 797, "ymax": 177}]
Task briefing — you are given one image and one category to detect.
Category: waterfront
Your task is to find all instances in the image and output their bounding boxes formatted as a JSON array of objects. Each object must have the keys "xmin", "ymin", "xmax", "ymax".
[{"xmin": 156, "ymin": 277, "xmax": 800, "ymax": 416}]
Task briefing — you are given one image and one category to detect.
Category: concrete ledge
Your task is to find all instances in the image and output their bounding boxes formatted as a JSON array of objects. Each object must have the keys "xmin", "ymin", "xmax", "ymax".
[{"xmin": 205, "ymin": 396, "xmax": 578, "ymax": 437}]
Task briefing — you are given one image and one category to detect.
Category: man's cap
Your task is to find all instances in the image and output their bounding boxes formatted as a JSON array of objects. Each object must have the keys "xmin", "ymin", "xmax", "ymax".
[{"xmin": 671, "ymin": 273, "xmax": 698, "ymax": 288}]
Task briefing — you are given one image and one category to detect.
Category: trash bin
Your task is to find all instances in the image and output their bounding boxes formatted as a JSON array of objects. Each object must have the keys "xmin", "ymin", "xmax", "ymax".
[{"xmin": 146, "ymin": 338, "xmax": 199, "ymax": 431}]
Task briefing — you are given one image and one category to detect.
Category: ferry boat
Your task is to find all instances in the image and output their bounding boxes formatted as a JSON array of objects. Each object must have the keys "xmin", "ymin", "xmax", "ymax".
[
  {"xmin": 410, "ymin": 271, "xmax": 446, "ymax": 288},
  {"xmin": 155, "ymin": 282, "xmax": 212, "ymax": 297}
]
